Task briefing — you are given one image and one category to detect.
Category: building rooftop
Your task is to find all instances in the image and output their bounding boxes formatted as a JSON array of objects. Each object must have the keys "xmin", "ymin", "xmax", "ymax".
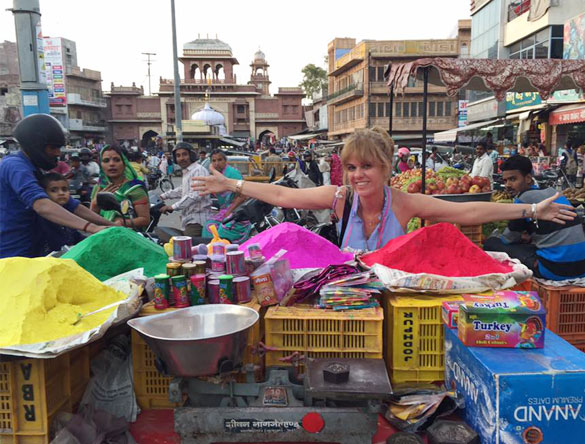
[{"xmin": 184, "ymin": 38, "xmax": 232, "ymax": 53}]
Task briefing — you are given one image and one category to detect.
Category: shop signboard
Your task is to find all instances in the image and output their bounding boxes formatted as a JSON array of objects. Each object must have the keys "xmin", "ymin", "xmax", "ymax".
[
  {"xmin": 505, "ymin": 92, "xmax": 542, "ymax": 111},
  {"xmin": 445, "ymin": 327, "xmax": 585, "ymax": 444},
  {"xmin": 467, "ymin": 97, "xmax": 504, "ymax": 123},
  {"xmin": 43, "ymin": 37, "xmax": 66, "ymax": 107},
  {"xmin": 458, "ymin": 100, "xmax": 468, "ymax": 127},
  {"xmin": 564, "ymin": 12, "xmax": 585, "ymax": 60},
  {"xmin": 549, "ymin": 106, "xmax": 585, "ymax": 125}
]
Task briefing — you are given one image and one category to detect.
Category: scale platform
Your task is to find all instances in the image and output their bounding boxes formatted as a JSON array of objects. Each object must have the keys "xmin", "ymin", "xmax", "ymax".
[{"xmin": 174, "ymin": 358, "xmax": 392, "ymax": 444}]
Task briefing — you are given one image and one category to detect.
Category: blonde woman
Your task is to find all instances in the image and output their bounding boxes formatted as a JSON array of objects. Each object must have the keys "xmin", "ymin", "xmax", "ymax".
[{"xmin": 193, "ymin": 128, "xmax": 575, "ymax": 252}]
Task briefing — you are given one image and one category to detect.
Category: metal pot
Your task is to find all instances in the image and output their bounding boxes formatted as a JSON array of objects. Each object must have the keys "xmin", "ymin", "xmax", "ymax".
[{"xmin": 127, "ymin": 305, "xmax": 259, "ymax": 377}]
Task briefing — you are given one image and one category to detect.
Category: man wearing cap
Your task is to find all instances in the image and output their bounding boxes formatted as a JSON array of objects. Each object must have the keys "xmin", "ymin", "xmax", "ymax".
[
  {"xmin": 0, "ymin": 114, "xmax": 112, "ymax": 258},
  {"xmin": 159, "ymin": 142, "xmax": 211, "ymax": 238}
]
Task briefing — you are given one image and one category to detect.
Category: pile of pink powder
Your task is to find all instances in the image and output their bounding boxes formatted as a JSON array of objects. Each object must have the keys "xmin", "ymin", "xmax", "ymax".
[{"xmin": 240, "ymin": 223, "xmax": 354, "ymax": 269}]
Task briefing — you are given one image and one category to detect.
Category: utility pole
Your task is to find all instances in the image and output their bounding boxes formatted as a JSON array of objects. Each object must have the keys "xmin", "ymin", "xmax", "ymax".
[
  {"xmin": 11, "ymin": 0, "xmax": 50, "ymax": 116},
  {"xmin": 142, "ymin": 52, "xmax": 156, "ymax": 96},
  {"xmin": 170, "ymin": 0, "xmax": 183, "ymax": 142}
]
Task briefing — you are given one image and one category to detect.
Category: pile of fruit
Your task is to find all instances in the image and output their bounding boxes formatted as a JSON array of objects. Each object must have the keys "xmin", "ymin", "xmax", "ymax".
[
  {"xmin": 391, "ymin": 167, "xmax": 492, "ymax": 195},
  {"xmin": 491, "ymin": 190, "xmax": 514, "ymax": 203},
  {"xmin": 562, "ymin": 187, "xmax": 585, "ymax": 203}
]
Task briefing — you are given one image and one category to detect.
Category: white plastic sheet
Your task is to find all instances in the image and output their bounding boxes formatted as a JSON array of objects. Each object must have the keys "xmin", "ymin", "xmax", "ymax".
[{"xmin": 370, "ymin": 252, "xmax": 532, "ymax": 294}]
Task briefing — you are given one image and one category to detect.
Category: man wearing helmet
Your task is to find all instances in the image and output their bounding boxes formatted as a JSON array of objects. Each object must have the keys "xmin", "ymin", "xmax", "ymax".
[
  {"xmin": 159, "ymin": 142, "xmax": 212, "ymax": 237},
  {"xmin": 0, "ymin": 114, "xmax": 112, "ymax": 258},
  {"xmin": 79, "ymin": 147, "xmax": 100, "ymax": 177}
]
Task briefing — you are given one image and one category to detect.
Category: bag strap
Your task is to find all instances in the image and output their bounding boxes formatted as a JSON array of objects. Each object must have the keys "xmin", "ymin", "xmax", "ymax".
[{"xmin": 338, "ymin": 188, "xmax": 352, "ymax": 248}]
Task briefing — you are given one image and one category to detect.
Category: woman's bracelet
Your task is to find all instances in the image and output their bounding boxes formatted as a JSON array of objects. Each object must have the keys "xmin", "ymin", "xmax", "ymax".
[
  {"xmin": 82, "ymin": 222, "xmax": 92, "ymax": 232},
  {"xmin": 235, "ymin": 179, "xmax": 244, "ymax": 196}
]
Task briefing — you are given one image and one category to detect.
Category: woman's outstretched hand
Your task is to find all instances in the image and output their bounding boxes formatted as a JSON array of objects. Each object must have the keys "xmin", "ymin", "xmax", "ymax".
[
  {"xmin": 192, "ymin": 165, "xmax": 229, "ymax": 196},
  {"xmin": 536, "ymin": 192, "xmax": 577, "ymax": 224}
]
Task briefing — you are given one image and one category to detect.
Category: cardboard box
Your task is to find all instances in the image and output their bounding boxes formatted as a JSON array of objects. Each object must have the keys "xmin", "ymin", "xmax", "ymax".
[
  {"xmin": 458, "ymin": 291, "xmax": 546, "ymax": 348},
  {"xmin": 442, "ymin": 301, "xmax": 463, "ymax": 328},
  {"xmin": 445, "ymin": 327, "xmax": 585, "ymax": 444}
]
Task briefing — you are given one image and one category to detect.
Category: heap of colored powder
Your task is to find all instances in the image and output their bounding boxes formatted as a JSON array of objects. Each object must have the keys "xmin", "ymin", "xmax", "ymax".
[
  {"xmin": 0, "ymin": 257, "xmax": 126, "ymax": 347},
  {"xmin": 62, "ymin": 227, "xmax": 167, "ymax": 281},
  {"xmin": 240, "ymin": 222, "xmax": 354, "ymax": 269},
  {"xmin": 361, "ymin": 223, "xmax": 513, "ymax": 277}
]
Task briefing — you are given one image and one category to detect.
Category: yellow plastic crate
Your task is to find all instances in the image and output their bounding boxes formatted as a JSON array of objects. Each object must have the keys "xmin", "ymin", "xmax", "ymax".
[
  {"xmin": 0, "ymin": 347, "xmax": 90, "ymax": 444},
  {"xmin": 385, "ymin": 295, "xmax": 463, "ymax": 385},
  {"xmin": 264, "ymin": 305, "xmax": 383, "ymax": 373},
  {"xmin": 132, "ymin": 301, "xmax": 263, "ymax": 409}
]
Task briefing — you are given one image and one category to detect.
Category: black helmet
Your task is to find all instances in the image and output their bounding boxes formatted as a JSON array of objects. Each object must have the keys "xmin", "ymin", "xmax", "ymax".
[
  {"xmin": 13, "ymin": 114, "xmax": 66, "ymax": 170},
  {"xmin": 172, "ymin": 142, "xmax": 197, "ymax": 163}
]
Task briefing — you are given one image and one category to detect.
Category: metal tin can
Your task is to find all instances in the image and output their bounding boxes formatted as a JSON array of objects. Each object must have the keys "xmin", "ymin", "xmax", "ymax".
[
  {"xmin": 172, "ymin": 275, "xmax": 189, "ymax": 308},
  {"xmin": 226, "ymin": 251, "xmax": 246, "ymax": 275},
  {"xmin": 211, "ymin": 242, "xmax": 226, "ymax": 256},
  {"xmin": 208, "ymin": 280, "xmax": 220, "ymax": 304},
  {"xmin": 218, "ymin": 274, "xmax": 234, "ymax": 304},
  {"xmin": 173, "ymin": 236, "xmax": 193, "ymax": 261},
  {"xmin": 189, "ymin": 274, "xmax": 206, "ymax": 305},
  {"xmin": 245, "ymin": 256, "xmax": 265, "ymax": 274},
  {"xmin": 154, "ymin": 274, "xmax": 170, "ymax": 309},
  {"xmin": 211, "ymin": 255, "xmax": 226, "ymax": 273},
  {"xmin": 166, "ymin": 262, "xmax": 182, "ymax": 277},
  {"xmin": 233, "ymin": 276, "xmax": 252, "ymax": 303},
  {"xmin": 247, "ymin": 243, "xmax": 264, "ymax": 259},
  {"xmin": 182, "ymin": 263, "xmax": 197, "ymax": 279},
  {"xmin": 225, "ymin": 244, "xmax": 239, "ymax": 253},
  {"xmin": 193, "ymin": 260, "xmax": 206, "ymax": 275}
]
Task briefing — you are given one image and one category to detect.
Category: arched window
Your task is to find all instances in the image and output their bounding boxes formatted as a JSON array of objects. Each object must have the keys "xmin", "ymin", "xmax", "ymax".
[
  {"xmin": 203, "ymin": 64, "xmax": 212, "ymax": 80},
  {"xmin": 190, "ymin": 64, "xmax": 201, "ymax": 80},
  {"xmin": 215, "ymin": 64, "xmax": 225, "ymax": 80}
]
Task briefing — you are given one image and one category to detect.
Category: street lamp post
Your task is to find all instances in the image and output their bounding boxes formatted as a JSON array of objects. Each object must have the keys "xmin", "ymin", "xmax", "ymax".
[
  {"xmin": 11, "ymin": 0, "xmax": 50, "ymax": 116},
  {"xmin": 170, "ymin": 0, "xmax": 183, "ymax": 142}
]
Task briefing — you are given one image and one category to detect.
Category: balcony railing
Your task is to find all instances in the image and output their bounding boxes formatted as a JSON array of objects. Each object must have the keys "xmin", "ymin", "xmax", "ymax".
[
  {"xmin": 67, "ymin": 93, "xmax": 107, "ymax": 108},
  {"xmin": 507, "ymin": 0, "xmax": 530, "ymax": 21},
  {"xmin": 326, "ymin": 83, "xmax": 364, "ymax": 105}
]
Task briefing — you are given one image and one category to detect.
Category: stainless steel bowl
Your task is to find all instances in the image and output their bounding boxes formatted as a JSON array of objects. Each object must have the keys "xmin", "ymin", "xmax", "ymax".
[{"xmin": 127, "ymin": 305, "xmax": 259, "ymax": 377}]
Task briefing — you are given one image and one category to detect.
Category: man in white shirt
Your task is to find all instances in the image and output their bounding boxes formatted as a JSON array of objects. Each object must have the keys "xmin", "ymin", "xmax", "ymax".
[
  {"xmin": 471, "ymin": 142, "xmax": 494, "ymax": 181},
  {"xmin": 159, "ymin": 142, "xmax": 211, "ymax": 237}
]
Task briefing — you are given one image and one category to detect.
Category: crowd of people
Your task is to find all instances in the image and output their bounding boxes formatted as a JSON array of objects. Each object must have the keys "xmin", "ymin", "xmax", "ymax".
[{"xmin": 0, "ymin": 114, "xmax": 583, "ymax": 280}]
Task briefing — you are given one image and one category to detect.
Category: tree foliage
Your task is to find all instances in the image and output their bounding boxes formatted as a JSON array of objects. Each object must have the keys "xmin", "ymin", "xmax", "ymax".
[{"xmin": 300, "ymin": 63, "xmax": 328, "ymax": 100}]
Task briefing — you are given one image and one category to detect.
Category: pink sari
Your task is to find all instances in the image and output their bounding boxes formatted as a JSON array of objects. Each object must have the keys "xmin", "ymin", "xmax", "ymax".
[{"xmin": 330, "ymin": 154, "xmax": 343, "ymax": 186}]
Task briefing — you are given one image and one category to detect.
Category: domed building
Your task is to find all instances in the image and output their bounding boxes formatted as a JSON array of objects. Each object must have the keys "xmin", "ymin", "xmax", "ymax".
[
  {"xmin": 107, "ymin": 37, "xmax": 306, "ymax": 148},
  {"xmin": 158, "ymin": 37, "xmax": 305, "ymax": 147}
]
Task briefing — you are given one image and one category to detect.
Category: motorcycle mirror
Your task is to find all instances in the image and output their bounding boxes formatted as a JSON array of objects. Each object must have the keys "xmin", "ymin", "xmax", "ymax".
[
  {"xmin": 97, "ymin": 192, "xmax": 121, "ymax": 212},
  {"xmin": 268, "ymin": 167, "xmax": 276, "ymax": 183}
]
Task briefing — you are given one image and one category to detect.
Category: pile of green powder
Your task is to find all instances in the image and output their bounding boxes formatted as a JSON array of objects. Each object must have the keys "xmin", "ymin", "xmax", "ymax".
[{"xmin": 62, "ymin": 227, "xmax": 168, "ymax": 281}]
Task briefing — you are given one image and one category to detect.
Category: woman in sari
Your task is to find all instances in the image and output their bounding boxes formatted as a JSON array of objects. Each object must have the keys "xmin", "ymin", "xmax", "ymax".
[{"xmin": 90, "ymin": 145, "xmax": 150, "ymax": 229}]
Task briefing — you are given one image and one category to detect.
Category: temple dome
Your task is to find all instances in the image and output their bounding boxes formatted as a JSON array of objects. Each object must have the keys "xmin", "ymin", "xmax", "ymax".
[
  {"xmin": 254, "ymin": 49, "xmax": 266, "ymax": 61},
  {"xmin": 191, "ymin": 102, "xmax": 225, "ymax": 126}
]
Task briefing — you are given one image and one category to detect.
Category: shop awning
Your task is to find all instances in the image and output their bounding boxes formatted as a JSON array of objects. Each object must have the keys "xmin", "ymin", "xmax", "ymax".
[
  {"xmin": 288, "ymin": 133, "xmax": 320, "ymax": 141},
  {"xmin": 433, "ymin": 119, "xmax": 499, "ymax": 143},
  {"xmin": 219, "ymin": 137, "xmax": 246, "ymax": 147},
  {"xmin": 385, "ymin": 58, "xmax": 585, "ymax": 101},
  {"xmin": 548, "ymin": 104, "xmax": 585, "ymax": 125}
]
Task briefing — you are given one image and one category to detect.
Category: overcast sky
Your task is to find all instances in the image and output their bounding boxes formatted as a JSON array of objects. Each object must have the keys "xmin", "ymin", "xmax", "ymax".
[{"xmin": 1, "ymin": 0, "xmax": 471, "ymax": 95}]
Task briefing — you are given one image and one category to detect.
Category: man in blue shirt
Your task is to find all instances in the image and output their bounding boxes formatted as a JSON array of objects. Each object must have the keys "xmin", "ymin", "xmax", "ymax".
[
  {"xmin": 484, "ymin": 155, "xmax": 585, "ymax": 280},
  {"xmin": 0, "ymin": 114, "xmax": 112, "ymax": 258}
]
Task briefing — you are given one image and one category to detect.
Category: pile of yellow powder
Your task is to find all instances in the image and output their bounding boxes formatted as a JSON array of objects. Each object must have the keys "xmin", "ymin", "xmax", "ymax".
[{"xmin": 0, "ymin": 257, "xmax": 127, "ymax": 347}]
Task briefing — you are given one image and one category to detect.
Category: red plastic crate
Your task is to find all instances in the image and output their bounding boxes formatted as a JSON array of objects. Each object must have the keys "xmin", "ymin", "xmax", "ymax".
[{"xmin": 531, "ymin": 281, "xmax": 585, "ymax": 343}]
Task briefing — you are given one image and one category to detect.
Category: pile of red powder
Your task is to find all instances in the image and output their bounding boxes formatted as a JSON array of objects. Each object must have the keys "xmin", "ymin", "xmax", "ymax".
[
  {"xmin": 361, "ymin": 223, "xmax": 513, "ymax": 277},
  {"xmin": 240, "ymin": 222, "xmax": 354, "ymax": 269}
]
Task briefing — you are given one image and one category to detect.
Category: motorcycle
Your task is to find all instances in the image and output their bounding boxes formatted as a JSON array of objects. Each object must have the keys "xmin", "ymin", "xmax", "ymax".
[
  {"xmin": 147, "ymin": 168, "xmax": 174, "ymax": 193},
  {"xmin": 224, "ymin": 167, "xmax": 333, "ymax": 239}
]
